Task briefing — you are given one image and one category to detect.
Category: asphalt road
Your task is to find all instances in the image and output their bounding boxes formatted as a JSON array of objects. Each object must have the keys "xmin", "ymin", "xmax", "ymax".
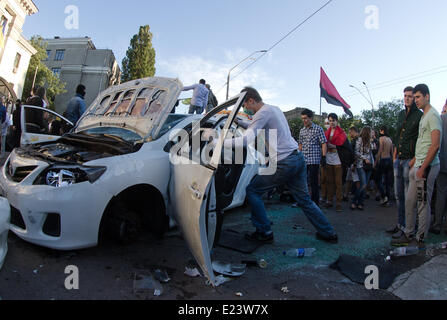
[{"xmin": 3, "ymin": 194, "xmax": 444, "ymax": 301}]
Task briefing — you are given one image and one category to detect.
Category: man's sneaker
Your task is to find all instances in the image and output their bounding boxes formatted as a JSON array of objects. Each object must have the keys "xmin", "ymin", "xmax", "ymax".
[
  {"xmin": 380, "ymin": 197, "xmax": 389, "ymax": 206},
  {"xmin": 316, "ymin": 233, "xmax": 338, "ymax": 244},
  {"xmin": 386, "ymin": 226, "xmax": 400, "ymax": 234},
  {"xmin": 392, "ymin": 230, "xmax": 404, "ymax": 239},
  {"xmin": 245, "ymin": 231, "xmax": 274, "ymax": 244},
  {"xmin": 391, "ymin": 234, "xmax": 412, "ymax": 247}
]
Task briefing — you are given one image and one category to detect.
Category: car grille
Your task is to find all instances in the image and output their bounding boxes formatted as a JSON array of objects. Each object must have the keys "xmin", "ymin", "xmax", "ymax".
[
  {"xmin": 6, "ymin": 162, "xmax": 38, "ymax": 183},
  {"xmin": 10, "ymin": 206, "xmax": 26, "ymax": 230}
]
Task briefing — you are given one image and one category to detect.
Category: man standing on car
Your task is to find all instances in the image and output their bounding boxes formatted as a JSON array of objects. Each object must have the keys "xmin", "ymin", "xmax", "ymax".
[
  {"xmin": 298, "ymin": 109, "xmax": 327, "ymax": 206},
  {"xmin": 392, "ymin": 84, "xmax": 442, "ymax": 247},
  {"xmin": 183, "ymin": 79, "xmax": 209, "ymax": 115},
  {"xmin": 387, "ymin": 87, "xmax": 422, "ymax": 239},
  {"xmin": 222, "ymin": 87, "xmax": 338, "ymax": 244}
]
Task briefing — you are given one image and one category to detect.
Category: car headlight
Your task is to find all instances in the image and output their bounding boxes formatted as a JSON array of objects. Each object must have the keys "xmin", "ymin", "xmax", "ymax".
[{"xmin": 34, "ymin": 166, "xmax": 107, "ymax": 187}]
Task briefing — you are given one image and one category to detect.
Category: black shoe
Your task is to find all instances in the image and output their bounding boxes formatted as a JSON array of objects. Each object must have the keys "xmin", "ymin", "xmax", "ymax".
[
  {"xmin": 245, "ymin": 231, "xmax": 274, "ymax": 244},
  {"xmin": 386, "ymin": 226, "xmax": 400, "ymax": 234},
  {"xmin": 316, "ymin": 232, "xmax": 338, "ymax": 244},
  {"xmin": 342, "ymin": 196, "xmax": 349, "ymax": 202},
  {"xmin": 391, "ymin": 234, "xmax": 412, "ymax": 247}
]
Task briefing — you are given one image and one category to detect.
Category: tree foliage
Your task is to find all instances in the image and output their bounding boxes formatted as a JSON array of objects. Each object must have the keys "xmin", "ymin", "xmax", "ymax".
[
  {"xmin": 361, "ymin": 99, "xmax": 403, "ymax": 142},
  {"xmin": 22, "ymin": 36, "xmax": 66, "ymax": 110},
  {"xmin": 121, "ymin": 25, "xmax": 156, "ymax": 82},
  {"xmin": 288, "ymin": 100, "xmax": 405, "ymax": 143}
]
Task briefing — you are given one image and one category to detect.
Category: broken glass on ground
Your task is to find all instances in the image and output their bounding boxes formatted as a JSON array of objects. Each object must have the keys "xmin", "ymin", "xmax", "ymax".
[{"xmin": 133, "ymin": 272, "xmax": 164, "ymax": 296}]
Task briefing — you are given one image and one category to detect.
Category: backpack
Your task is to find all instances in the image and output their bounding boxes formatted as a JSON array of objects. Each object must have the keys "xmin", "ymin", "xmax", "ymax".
[{"xmin": 337, "ymin": 137, "xmax": 355, "ymax": 168}]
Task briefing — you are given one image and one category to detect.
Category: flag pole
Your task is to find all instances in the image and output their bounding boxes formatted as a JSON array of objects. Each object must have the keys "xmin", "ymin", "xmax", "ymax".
[{"xmin": 320, "ymin": 95, "xmax": 322, "ymax": 116}]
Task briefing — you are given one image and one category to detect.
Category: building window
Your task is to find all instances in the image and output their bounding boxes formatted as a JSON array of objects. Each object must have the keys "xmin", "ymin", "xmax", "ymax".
[
  {"xmin": 45, "ymin": 50, "xmax": 51, "ymax": 61},
  {"xmin": 52, "ymin": 68, "xmax": 61, "ymax": 78},
  {"xmin": 13, "ymin": 53, "xmax": 21, "ymax": 73},
  {"xmin": 54, "ymin": 49, "xmax": 65, "ymax": 61}
]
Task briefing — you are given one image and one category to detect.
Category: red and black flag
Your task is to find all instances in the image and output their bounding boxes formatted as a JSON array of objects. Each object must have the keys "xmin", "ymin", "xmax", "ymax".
[{"xmin": 320, "ymin": 67, "xmax": 353, "ymax": 118}]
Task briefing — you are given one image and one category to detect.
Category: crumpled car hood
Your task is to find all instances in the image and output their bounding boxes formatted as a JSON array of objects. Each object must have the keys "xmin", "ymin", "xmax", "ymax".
[{"xmin": 76, "ymin": 77, "xmax": 183, "ymax": 140}]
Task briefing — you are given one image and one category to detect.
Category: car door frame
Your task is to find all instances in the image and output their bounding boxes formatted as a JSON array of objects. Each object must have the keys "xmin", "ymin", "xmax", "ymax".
[
  {"xmin": 169, "ymin": 92, "xmax": 247, "ymax": 286},
  {"xmin": 20, "ymin": 105, "xmax": 74, "ymax": 146}
]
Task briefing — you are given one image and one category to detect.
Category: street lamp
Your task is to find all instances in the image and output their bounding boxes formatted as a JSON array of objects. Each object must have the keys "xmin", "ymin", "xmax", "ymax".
[
  {"xmin": 226, "ymin": 50, "xmax": 267, "ymax": 100},
  {"xmin": 350, "ymin": 83, "xmax": 375, "ymax": 125}
]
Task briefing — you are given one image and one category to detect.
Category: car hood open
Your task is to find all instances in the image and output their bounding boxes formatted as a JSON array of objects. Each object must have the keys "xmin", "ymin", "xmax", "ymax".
[{"xmin": 76, "ymin": 77, "xmax": 182, "ymax": 140}]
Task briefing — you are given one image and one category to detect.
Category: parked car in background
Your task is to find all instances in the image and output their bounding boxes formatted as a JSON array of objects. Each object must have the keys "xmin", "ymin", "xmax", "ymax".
[{"xmin": 0, "ymin": 77, "xmax": 261, "ymax": 285}]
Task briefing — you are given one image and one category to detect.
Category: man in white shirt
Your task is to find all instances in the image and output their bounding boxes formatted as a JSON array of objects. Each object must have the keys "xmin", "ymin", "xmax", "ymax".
[
  {"xmin": 182, "ymin": 79, "xmax": 209, "ymax": 115},
  {"xmin": 225, "ymin": 87, "xmax": 338, "ymax": 244}
]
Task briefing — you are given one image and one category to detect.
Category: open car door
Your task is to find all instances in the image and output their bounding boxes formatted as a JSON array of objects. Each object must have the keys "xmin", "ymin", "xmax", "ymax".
[
  {"xmin": 21, "ymin": 105, "xmax": 74, "ymax": 146},
  {"xmin": 170, "ymin": 93, "xmax": 246, "ymax": 286}
]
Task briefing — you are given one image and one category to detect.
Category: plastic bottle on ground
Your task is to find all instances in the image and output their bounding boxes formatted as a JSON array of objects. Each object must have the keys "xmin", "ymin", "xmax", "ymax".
[
  {"xmin": 283, "ymin": 248, "xmax": 316, "ymax": 258},
  {"xmin": 390, "ymin": 246, "xmax": 419, "ymax": 257}
]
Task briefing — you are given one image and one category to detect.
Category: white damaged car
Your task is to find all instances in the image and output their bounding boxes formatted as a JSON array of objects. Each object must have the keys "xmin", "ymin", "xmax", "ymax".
[{"xmin": 0, "ymin": 77, "xmax": 263, "ymax": 285}]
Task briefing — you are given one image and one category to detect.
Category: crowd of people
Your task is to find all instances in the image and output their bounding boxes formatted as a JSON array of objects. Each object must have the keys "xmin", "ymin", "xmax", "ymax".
[{"xmin": 296, "ymin": 84, "xmax": 447, "ymax": 248}]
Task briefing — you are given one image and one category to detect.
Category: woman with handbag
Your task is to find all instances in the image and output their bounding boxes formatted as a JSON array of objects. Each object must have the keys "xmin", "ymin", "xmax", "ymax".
[{"xmin": 352, "ymin": 127, "xmax": 374, "ymax": 210}]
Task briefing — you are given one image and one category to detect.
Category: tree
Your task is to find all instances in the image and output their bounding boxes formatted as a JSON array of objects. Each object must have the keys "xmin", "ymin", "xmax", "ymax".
[
  {"xmin": 288, "ymin": 117, "xmax": 303, "ymax": 141},
  {"xmin": 339, "ymin": 114, "xmax": 363, "ymax": 135},
  {"xmin": 361, "ymin": 99, "xmax": 403, "ymax": 142},
  {"xmin": 121, "ymin": 25, "xmax": 156, "ymax": 82},
  {"xmin": 22, "ymin": 36, "xmax": 66, "ymax": 110}
]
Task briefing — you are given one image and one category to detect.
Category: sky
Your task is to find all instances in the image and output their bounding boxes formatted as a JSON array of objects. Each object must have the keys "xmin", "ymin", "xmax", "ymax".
[{"xmin": 23, "ymin": 0, "xmax": 447, "ymax": 115}]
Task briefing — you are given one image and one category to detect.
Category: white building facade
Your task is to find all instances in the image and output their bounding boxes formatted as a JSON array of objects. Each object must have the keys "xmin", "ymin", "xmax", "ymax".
[{"xmin": 0, "ymin": 0, "xmax": 38, "ymax": 100}]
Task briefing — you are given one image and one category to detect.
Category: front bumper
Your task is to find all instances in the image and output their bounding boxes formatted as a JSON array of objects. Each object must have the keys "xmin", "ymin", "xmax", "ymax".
[
  {"xmin": 0, "ymin": 154, "xmax": 112, "ymax": 250},
  {"xmin": 0, "ymin": 197, "xmax": 10, "ymax": 270}
]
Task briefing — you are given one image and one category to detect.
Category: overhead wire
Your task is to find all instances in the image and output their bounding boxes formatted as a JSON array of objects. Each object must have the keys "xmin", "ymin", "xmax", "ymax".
[{"xmin": 216, "ymin": 0, "xmax": 334, "ymax": 94}]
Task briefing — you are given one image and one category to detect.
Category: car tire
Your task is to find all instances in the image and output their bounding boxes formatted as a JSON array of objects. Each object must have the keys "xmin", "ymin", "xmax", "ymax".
[{"xmin": 108, "ymin": 202, "xmax": 142, "ymax": 245}]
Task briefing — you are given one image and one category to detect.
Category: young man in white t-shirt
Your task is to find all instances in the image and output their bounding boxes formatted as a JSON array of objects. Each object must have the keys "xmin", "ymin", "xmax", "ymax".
[{"xmin": 225, "ymin": 87, "xmax": 338, "ymax": 244}]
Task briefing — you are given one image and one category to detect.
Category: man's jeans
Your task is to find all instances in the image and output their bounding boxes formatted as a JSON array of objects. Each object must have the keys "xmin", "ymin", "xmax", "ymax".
[
  {"xmin": 394, "ymin": 159, "xmax": 411, "ymax": 228},
  {"xmin": 434, "ymin": 172, "xmax": 447, "ymax": 231},
  {"xmin": 307, "ymin": 164, "xmax": 320, "ymax": 205},
  {"xmin": 377, "ymin": 158, "xmax": 393, "ymax": 199},
  {"xmin": 246, "ymin": 151, "xmax": 336, "ymax": 238},
  {"xmin": 188, "ymin": 105, "xmax": 204, "ymax": 115},
  {"xmin": 404, "ymin": 165, "xmax": 440, "ymax": 242}
]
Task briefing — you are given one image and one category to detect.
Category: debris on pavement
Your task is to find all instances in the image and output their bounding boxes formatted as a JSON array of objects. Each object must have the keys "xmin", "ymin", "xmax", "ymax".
[
  {"xmin": 154, "ymin": 269, "xmax": 171, "ymax": 283},
  {"xmin": 184, "ymin": 267, "xmax": 201, "ymax": 278},
  {"xmin": 281, "ymin": 287, "xmax": 290, "ymax": 294},
  {"xmin": 207, "ymin": 275, "xmax": 231, "ymax": 287},
  {"xmin": 235, "ymin": 292, "xmax": 244, "ymax": 297},
  {"xmin": 241, "ymin": 259, "xmax": 267, "ymax": 269},
  {"xmin": 133, "ymin": 272, "xmax": 164, "ymax": 296},
  {"xmin": 212, "ymin": 261, "xmax": 246, "ymax": 277}
]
